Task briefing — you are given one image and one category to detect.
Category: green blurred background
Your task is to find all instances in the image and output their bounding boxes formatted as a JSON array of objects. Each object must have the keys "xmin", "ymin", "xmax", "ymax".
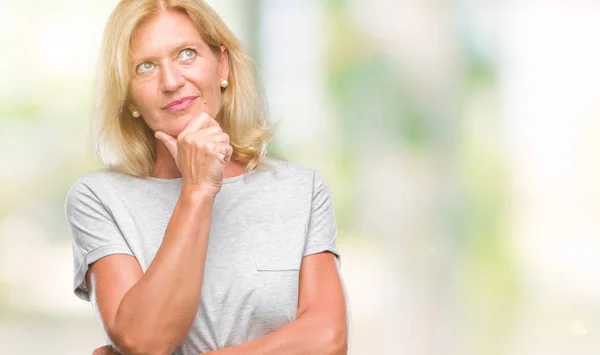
[{"xmin": 1, "ymin": 0, "xmax": 600, "ymax": 354}]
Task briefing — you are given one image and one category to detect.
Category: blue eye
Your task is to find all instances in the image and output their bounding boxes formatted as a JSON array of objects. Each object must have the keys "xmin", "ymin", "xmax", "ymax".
[
  {"xmin": 178, "ymin": 48, "xmax": 196, "ymax": 61},
  {"xmin": 136, "ymin": 62, "xmax": 155, "ymax": 74}
]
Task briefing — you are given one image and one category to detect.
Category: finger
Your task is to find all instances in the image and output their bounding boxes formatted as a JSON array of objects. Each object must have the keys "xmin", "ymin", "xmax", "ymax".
[
  {"xmin": 179, "ymin": 127, "xmax": 225, "ymax": 146},
  {"xmin": 189, "ymin": 130, "xmax": 228, "ymax": 144},
  {"xmin": 214, "ymin": 151, "xmax": 226, "ymax": 162},
  {"xmin": 92, "ymin": 345, "xmax": 110, "ymax": 355},
  {"xmin": 179, "ymin": 113, "xmax": 218, "ymax": 139},
  {"xmin": 155, "ymin": 131, "xmax": 178, "ymax": 158},
  {"xmin": 223, "ymin": 144, "xmax": 233, "ymax": 164},
  {"xmin": 178, "ymin": 115, "xmax": 205, "ymax": 139},
  {"xmin": 213, "ymin": 143, "xmax": 233, "ymax": 163},
  {"xmin": 212, "ymin": 132, "xmax": 230, "ymax": 144},
  {"xmin": 205, "ymin": 141, "xmax": 216, "ymax": 154},
  {"xmin": 196, "ymin": 125, "xmax": 223, "ymax": 137},
  {"xmin": 204, "ymin": 114, "xmax": 219, "ymax": 128},
  {"xmin": 222, "ymin": 144, "xmax": 233, "ymax": 164}
]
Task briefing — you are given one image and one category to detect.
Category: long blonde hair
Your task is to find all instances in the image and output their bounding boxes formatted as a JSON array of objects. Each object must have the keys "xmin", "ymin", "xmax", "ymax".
[{"xmin": 92, "ymin": 0, "xmax": 272, "ymax": 177}]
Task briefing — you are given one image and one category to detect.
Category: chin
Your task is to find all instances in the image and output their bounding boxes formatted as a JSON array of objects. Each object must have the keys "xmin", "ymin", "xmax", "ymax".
[{"xmin": 161, "ymin": 114, "xmax": 195, "ymax": 137}]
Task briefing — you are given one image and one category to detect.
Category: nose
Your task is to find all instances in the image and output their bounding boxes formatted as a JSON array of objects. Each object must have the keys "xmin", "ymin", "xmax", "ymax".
[{"xmin": 159, "ymin": 61, "xmax": 185, "ymax": 93}]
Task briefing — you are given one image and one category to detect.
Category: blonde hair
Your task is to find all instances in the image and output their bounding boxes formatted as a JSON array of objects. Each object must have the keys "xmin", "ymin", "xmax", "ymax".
[{"xmin": 92, "ymin": 0, "xmax": 272, "ymax": 177}]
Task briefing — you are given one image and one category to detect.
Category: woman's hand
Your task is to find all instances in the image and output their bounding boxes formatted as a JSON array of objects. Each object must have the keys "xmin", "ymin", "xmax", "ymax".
[
  {"xmin": 92, "ymin": 345, "xmax": 119, "ymax": 355},
  {"xmin": 155, "ymin": 113, "xmax": 233, "ymax": 198}
]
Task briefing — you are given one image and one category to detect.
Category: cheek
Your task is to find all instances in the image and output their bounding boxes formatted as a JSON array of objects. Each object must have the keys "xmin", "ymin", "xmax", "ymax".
[
  {"xmin": 129, "ymin": 82, "xmax": 167, "ymax": 131},
  {"xmin": 132, "ymin": 81, "xmax": 163, "ymax": 117},
  {"xmin": 130, "ymin": 81, "xmax": 154, "ymax": 110},
  {"xmin": 207, "ymin": 84, "xmax": 224, "ymax": 117},
  {"xmin": 185, "ymin": 62, "xmax": 220, "ymax": 90}
]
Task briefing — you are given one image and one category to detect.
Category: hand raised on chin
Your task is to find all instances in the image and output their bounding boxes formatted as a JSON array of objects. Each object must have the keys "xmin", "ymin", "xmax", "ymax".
[
  {"xmin": 155, "ymin": 112, "xmax": 233, "ymax": 198},
  {"xmin": 92, "ymin": 345, "xmax": 119, "ymax": 355}
]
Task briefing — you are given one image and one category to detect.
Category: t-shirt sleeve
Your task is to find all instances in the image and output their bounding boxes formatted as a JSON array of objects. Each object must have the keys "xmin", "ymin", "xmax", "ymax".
[
  {"xmin": 64, "ymin": 178, "xmax": 134, "ymax": 301},
  {"xmin": 303, "ymin": 171, "xmax": 341, "ymax": 260}
]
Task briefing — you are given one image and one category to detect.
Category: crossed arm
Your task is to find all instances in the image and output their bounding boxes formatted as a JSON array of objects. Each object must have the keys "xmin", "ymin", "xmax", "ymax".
[
  {"xmin": 89, "ymin": 249, "xmax": 347, "ymax": 355},
  {"xmin": 202, "ymin": 251, "xmax": 347, "ymax": 355}
]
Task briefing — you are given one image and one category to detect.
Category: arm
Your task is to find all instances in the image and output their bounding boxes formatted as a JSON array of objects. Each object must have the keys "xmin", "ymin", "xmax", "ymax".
[
  {"xmin": 89, "ymin": 192, "xmax": 214, "ymax": 355},
  {"xmin": 87, "ymin": 114, "xmax": 233, "ymax": 355},
  {"xmin": 203, "ymin": 251, "xmax": 348, "ymax": 355}
]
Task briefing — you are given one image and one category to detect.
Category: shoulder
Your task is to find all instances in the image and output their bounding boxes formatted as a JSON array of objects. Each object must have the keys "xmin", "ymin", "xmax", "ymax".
[
  {"xmin": 256, "ymin": 157, "xmax": 324, "ymax": 186},
  {"xmin": 263, "ymin": 157, "xmax": 332, "ymax": 194},
  {"xmin": 64, "ymin": 169, "xmax": 136, "ymax": 211},
  {"xmin": 67, "ymin": 169, "xmax": 130, "ymax": 195},
  {"xmin": 244, "ymin": 157, "xmax": 334, "ymax": 206}
]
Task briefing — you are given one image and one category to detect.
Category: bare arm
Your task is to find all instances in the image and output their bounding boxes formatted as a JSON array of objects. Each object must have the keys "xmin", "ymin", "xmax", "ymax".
[
  {"xmin": 87, "ymin": 114, "xmax": 233, "ymax": 355},
  {"xmin": 88, "ymin": 192, "xmax": 214, "ymax": 355},
  {"xmin": 202, "ymin": 252, "xmax": 348, "ymax": 355}
]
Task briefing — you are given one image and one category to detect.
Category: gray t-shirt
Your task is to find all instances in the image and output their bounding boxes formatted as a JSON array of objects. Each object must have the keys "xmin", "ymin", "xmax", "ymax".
[{"xmin": 64, "ymin": 158, "xmax": 347, "ymax": 354}]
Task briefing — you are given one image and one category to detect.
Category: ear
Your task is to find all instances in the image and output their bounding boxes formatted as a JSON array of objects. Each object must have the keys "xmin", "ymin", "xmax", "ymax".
[{"xmin": 219, "ymin": 45, "xmax": 229, "ymax": 81}]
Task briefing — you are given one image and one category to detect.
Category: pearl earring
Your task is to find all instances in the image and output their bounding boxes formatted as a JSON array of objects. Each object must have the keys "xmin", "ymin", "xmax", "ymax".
[
  {"xmin": 220, "ymin": 79, "xmax": 229, "ymax": 88},
  {"xmin": 132, "ymin": 111, "xmax": 140, "ymax": 118}
]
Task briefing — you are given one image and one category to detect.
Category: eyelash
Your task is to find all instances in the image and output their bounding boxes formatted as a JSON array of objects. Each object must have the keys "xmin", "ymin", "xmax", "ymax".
[
  {"xmin": 135, "ymin": 48, "xmax": 197, "ymax": 75},
  {"xmin": 179, "ymin": 48, "xmax": 197, "ymax": 61},
  {"xmin": 136, "ymin": 62, "xmax": 155, "ymax": 75}
]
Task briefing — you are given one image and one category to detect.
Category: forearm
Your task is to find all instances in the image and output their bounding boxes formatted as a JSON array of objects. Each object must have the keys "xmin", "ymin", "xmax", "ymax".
[
  {"xmin": 203, "ymin": 311, "xmax": 347, "ymax": 355},
  {"xmin": 112, "ymin": 192, "xmax": 214, "ymax": 354}
]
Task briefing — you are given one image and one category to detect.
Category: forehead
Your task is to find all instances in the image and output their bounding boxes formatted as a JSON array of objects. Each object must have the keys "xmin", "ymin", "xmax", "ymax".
[{"xmin": 130, "ymin": 10, "xmax": 205, "ymax": 56}]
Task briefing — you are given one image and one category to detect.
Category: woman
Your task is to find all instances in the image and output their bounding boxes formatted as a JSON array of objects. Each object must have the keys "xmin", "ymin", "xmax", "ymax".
[{"xmin": 64, "ymin": 0, "xmax": 348, "ymax": 354}]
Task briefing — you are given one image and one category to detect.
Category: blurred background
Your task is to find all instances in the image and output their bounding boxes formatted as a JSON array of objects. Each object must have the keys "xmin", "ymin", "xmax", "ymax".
[{"xmin": 1, "ymin": 0, "xmax": 600, "ymax": 354}]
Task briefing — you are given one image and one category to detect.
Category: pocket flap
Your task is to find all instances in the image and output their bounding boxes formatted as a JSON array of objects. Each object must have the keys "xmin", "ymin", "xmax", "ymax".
[{"xmin": 248, "ymin": 217, "xmax": 306, "ymax": 271}]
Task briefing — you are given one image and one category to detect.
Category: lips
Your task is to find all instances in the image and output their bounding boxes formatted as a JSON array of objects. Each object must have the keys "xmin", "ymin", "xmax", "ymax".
[{"xmin": 163, "ymin": 96, "xmax": 198, "ymax": 111}]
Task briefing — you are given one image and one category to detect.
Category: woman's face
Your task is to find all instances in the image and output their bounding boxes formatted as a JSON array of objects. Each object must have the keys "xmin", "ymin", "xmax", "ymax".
[{"xmin": 128, "ymin": 10, "xmax": 228, "ymax": 136}]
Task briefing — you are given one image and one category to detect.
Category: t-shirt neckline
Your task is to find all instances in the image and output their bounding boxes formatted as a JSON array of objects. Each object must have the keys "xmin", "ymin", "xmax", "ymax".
[{"xmin": 143, "ymin": 166, "xmax": 260, "ymax": 184}]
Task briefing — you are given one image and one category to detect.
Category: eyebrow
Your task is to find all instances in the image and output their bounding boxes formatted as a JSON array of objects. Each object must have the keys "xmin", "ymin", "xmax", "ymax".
[{"xmin": 131, "ymin": 40, "xmax": 204, "ymax": 64}]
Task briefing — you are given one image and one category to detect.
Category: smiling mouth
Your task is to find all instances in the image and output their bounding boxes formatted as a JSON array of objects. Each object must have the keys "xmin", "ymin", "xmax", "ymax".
[{"xmin": 163, "ymin": 96, "xmax": 198, "ymax": 111}]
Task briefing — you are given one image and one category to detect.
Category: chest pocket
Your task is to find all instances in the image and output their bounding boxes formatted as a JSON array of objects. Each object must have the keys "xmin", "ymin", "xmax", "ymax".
[{"xmin": 247, "ymin": 216, "xmax": 306, "ymax": 271}]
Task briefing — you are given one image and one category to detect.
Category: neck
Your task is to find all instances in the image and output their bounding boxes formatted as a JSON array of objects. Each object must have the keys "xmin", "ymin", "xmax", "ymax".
[{"xmin": 152, "ymin": 140, "xmax": 181, "ymax": 179}]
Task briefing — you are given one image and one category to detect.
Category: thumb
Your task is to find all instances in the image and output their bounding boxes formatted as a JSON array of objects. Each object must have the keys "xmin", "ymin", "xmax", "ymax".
[{"xmin": 154, "ymin": 131, "xmax": 178, "ymax": 158}]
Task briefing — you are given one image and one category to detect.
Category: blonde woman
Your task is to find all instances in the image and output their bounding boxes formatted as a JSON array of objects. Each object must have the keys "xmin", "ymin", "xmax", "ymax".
[{"xmin": 64, "ymin": 0, "xmax": 348, "ymax": 354}]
